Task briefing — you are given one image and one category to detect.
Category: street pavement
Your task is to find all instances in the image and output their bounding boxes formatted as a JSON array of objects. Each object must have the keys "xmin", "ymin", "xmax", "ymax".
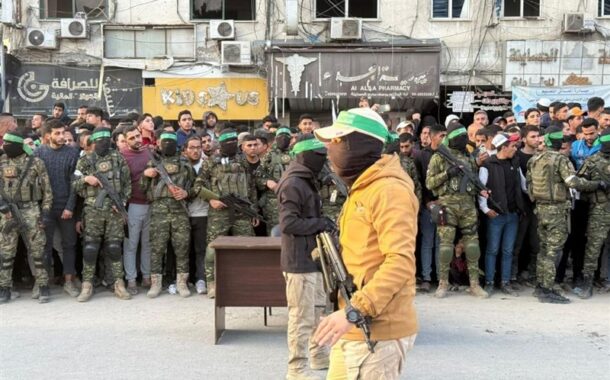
[{"xmin": 1, "ymin": 285, "xmax": 609, "ymax": 379}]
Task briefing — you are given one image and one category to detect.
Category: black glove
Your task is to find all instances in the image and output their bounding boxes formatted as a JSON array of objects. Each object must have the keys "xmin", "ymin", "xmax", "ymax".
[
  {"xmin": 599, "ymin": 181, "xmax": 608, "ymax": 191},
  {"xmin": 447, "ymin": 166, "xmax": 462, "ymax": 178},
  {"xmin": 319, "ymin": 217, "xmax": 338, "ymax": 233}
]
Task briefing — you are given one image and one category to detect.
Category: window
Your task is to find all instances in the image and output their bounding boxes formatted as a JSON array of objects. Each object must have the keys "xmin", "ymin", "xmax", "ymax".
[
  {"xmin": 191, "ymin": 0, "xmax": 255, "ymax": 20},
  {"xmin": 40, "ymin": 0, "xmax": 107, "ymax": 19},
  {"xmin": 104, "ymin": 26, "xmax": 195, "ymax": 59},
  {"xmin": 432, "ymin": 0, "xmax": 469, "ymax": 19},
  {"xmin": 502, "ymin": 0, "xmax": 540, "ymax": 18},
  {"xmin": 599, "ymin": 0, "xmax": 610, "ymax": 17},
  {"xmin": 315, "ymin": 0, "xmax": 378, "ymax": 19}
]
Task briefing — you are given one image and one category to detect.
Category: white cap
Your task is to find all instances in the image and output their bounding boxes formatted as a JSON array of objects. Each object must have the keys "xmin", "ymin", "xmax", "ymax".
[
  {"xmin": 537, "ymin": 98, "xmax": 551, "ymax": 108},
  {"xmin": 445, "ymin": 114, "xmax": 460, "ymax": 128},
  {"xmin": 396, "ymin": 121, "xmax": 413, "ymax": 132}
]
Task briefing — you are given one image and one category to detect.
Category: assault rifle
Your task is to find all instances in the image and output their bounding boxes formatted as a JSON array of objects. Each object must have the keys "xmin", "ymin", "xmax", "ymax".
[
  {"xmin": 321, "ymin": 163, "xmax": 348, "ymax": 197},
  {"xmin": 436, "ymin": 145, "xmax": 506, "ymax": 214},
  {"xmin": 0, "ymin": 190, "xmax": 32, "ymax": 253},
  {"xmin": 199, "ymin": 188, "xmax": 268, "ymax": 223},
  {"xmin": 312, "ymin": 231, "xmax": 377, "ymax": 353},
  {"xmin": 84, "ymin": 157, "xmax": 129, "ymax": 223},
  {"xmin": 146, "ymin": 149, "xmax": 190, "ymax": 214}
]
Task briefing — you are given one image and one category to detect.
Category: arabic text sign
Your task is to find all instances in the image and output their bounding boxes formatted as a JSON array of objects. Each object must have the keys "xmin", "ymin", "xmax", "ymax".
[
  {"xmin": 142, "ymin": 78, "xmax": 269, "ymax": 120},
  {"xmin": 446, "ymin": 90, "xmax": 512, "ymax": 113},
  {"xmin": 505, "ymin": 40, "xmax": 610, "ymax": 89},
  {"xmin": 9, "ymin": 65, "xmax": 142, "ymax": 117},
  {"xmin": 512, "ymin": 85, "xmax": 610, "ymax": 123},
  {"xmin": 269, "ymin": 51, "xmax": 439, "ymax": 100}
]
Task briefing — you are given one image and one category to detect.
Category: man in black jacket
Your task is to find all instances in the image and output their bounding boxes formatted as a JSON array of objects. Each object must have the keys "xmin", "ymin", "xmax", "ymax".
[
  {"xmin": 478, "ymin": 133, "xmax": 524, "ymax": 296},
  {"xmin": 277, "ymin": 134, "xmax": 334, "ymax": 380}
]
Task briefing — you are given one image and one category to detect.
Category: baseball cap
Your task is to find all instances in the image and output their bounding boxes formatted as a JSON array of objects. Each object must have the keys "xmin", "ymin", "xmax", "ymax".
[
  {"xmin": 567, "ymin": 107, "xmax": 584, "ymax": 118},
  {"xmin": 444, "ymin": 114, "xmax": 460, "ymax": 128},
  {"xmin": 396, "ymin": 121, "xmax": 414, "ymax": 132},
  {"xmin": 314, "ymin": 107, "xmax": 388, "ymax": 143},
  {"xmin": 492, "ymin": 116, "xmax": 507, "ymax": 125},
  {"xmin": 491, "ymin": 133, "xmax": 520, "ymax": 149}
]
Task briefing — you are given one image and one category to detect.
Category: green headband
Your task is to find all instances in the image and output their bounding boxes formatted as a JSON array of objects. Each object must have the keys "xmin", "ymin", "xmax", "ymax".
[
  {"xmin": 160, "ymin": 133, "xmax": 177, "ymax": 141},
  {"xmin": 544, "ymin": 131, "xmax": 564, "ymax": 147},
  {"xmin": 599, "ymin": 134, "xmax": 610, "ymax": 143},
  {"xmin": 218, "ymin": 132, "xmax": 238, "ymax": 142},
  {"xmin": 276, "ymin": 128, "xmax": 291, "ymax": 136},
  {"xmin": 3, "ymin": 134, "xmax": 24, "ymax": 144},
  {"xmin": 387, "ymin": 132, "xmax": 399, "ymax": 144},
  {"xmin": 91, "ymin": 130, "xmax": 111, "ymax": 141},
  {"xmin": 291, "ymin": 139, "xmax": 326, "ymax": 155},
  {"xmin": 23, "ymin": 144, "xmax": 33, "ymax": 156},
  {"xmin": 447, "ymin": 127, "xmax": 467, "ymax": 140},
  {"xmin": 335, "ymin": 111, "xmax": 388, "ymax": 142}
]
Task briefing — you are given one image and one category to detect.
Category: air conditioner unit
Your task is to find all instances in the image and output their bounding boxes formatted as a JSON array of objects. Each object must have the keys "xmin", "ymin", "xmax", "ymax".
[
  {"xmin": 330, "ymin": 18, "xmax": 362, "ymax": 40},
  {"xmin": 563, "ymin": 13, "xmax": 584, "ymax": 33},
  {"xmin": 25, "ymin": 28, "xmax": 58, "ymax": 49},
  {"xmin": 60, "ymin": 18, "xmax": 88, "ymax": 38},
  {"xmin": 209, "ymin": 19, "xmax": 235, "ymax": 40},
  {"xmin": 221, "ymin": 41, "xmax": 251, "ymax": 65}
]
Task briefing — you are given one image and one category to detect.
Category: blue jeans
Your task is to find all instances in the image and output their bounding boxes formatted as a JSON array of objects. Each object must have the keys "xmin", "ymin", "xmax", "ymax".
[
  {"xmin": 485, "ymin": 212, "xmax": 519, "ymax": 283},
  {"xmin": 419, "ymin": 208, "xmax": 440, "ymax": 281}
]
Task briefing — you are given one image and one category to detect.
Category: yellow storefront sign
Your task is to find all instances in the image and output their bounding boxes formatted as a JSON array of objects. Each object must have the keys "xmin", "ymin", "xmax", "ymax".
[{"xmin": 143, "ymin": 77, "xmax": 268, "ymax": 120}]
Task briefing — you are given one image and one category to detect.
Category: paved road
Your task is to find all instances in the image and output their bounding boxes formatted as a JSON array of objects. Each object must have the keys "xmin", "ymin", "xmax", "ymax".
[{"xmin": 1, "ymin": 285, "xmax": 608, "ymax": 379}]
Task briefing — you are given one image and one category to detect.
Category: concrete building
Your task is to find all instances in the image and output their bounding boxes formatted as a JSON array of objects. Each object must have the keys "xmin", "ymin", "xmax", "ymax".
[{"xmin": 1, "ymin": 0, "xmax": 609, "ymax": 124}]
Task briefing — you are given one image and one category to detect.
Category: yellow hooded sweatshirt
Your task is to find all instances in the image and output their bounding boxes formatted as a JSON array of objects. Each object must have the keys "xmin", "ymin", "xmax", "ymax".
[{"xmin": 338, "ymin": 154, "xmax": 419, "ymax": 341}]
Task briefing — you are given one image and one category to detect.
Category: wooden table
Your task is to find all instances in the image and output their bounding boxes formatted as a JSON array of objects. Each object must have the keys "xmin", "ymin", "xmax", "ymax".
[{"xmin": 209, "ymin": 236, "xmax": 286, "ymax": 344}]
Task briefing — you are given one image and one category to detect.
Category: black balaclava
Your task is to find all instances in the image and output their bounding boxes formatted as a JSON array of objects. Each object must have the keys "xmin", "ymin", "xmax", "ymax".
[
  {"xmin": 543, "ymin": 126, "xmax": 564, "ymax": 151},
  {"xmin": 92, "ymin": 127, "xmax": 112, "ymax": 157},
  {"xmin": 218, "ymin": 128, "xmax": 238, "ymax": 157},
  {"xmin": 292, "ymin": 134, "xmax": 327, "ymax": 175},
  {"xmin": 447, "ymin": 124, "xmax": 468, "ymax": 153},
  {"xmin": 599, "ymin": 127, "xmax": 610, "ymax": 154},
  {"xmin": 327, "ymin": 132, "xmax": 383, "ymax": 186},
  {"xmin": 275, "ymin": 128, "xmax": 292, "ymax": 152},
  {"xmin": 159, "ymin": 132, "xmax": 177, "ymax": 156},
  {"xmin": 3, "ymin": 132, "xmax": 25, "ymax": 158}
]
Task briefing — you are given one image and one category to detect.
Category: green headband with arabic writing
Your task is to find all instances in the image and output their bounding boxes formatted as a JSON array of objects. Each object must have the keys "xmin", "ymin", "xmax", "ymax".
[
  {"xmin": 544, "ymin": 131, "xmax": 564, "ymax": 147},
  {"xmin": 447, "ymin": 127, "xmax": 467, "ymax": 140},
  {"xmin": 334, "ymin": 110, "xmax": 389, "ymax": 142},
  {"xmin": 598, "ymin": 134, "xmax": 610, "ymax": 143},
  {"xmin": 276, "ymin": 128, "xmax": 291, "ymax": 136},
  {"xmin": 291, "ymin": 139, "xmax": 326, "ymax": 156},
  {"xmin": 91, "ymin": 130, "xmax": 111, "ymax": 141},
  {"xmin": 160, "ymin": 132, "xmax": 177, "ymax": 141},
  {"xmin": 3, "ymin": 133, "xmax": 33, "ymax": 155},
  {"xmin": 218, "ymin": 131, "xmax": 238, "ymax": 142}
]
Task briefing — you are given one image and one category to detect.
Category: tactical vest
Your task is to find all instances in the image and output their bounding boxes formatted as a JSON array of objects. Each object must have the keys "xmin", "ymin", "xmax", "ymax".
[
  {"xmin": 589, "ymin": 154, "xmax": 610, "ymax": 203},
  {"xmin": 83, "ymin": 151, "xmax": 124, "ymax": 200},
  {"xmin": 529, "ymin": 151, "xmax": 566, "ymax": 202},
  {"xmin": 441, "ymin": 152, "xmax": 476, "ymax": 197},
  {"xmin": 210, "ymin": 155, "xmax": 250, "ymax": 198},
  {"xmin": 149, "ymin": 156, "xmax": 192, "ymax": 200},
  {"xmin": 268, "ymin": 150, "xmax": 291, "ymax": 181},
  {"xmin": 0, "ymin": 155, "xmax": 43, "ymax": 203}
]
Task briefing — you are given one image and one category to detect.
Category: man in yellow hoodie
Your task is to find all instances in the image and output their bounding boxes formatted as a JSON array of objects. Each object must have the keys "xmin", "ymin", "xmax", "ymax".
[{"xmin": 313, "ymin": 108, "xmax": 419, "ymax": 380}]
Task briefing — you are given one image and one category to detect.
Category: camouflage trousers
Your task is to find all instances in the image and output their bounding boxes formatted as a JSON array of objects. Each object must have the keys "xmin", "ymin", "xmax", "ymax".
[
  {"xmin": 150, "ymin": 203, "xmax": 190, "ymax": 275},
  {"xmin": 583, "ymin": 203, "xmax": 610, "ymax": 278},
  {"xmin": 82, "ymin": 205, "xmax": 124, "ymax": 282},
  {"xmin": 0, "ymin": 206, "xmax": 48, "ymax": 288},
  {"xmin": 205, "ymin": 208, "xmax": 254, "ymax": 283},
  {"xmin": 322, "ymin": 201, "xmax": 344, "ymax": 224},
  {"xmin": 263, "ymin": 196, "xmax": 279, "ymax": 235},
  {"xmin": 437, "ymin": 198, "xmax": 480, "ymax": 281},
  {"xmin": 534, "ymin": 203, "xmax": 569, "ymax": 288}
]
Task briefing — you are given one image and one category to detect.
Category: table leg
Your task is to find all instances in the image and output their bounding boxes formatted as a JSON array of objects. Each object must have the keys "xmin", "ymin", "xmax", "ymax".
[{"xmin": 215, "ymin": 306, "xmax": 226, "ymax": 344}]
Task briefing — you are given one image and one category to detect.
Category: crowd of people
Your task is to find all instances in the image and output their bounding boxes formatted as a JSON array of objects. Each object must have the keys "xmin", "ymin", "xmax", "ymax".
[{"xmin": 0, "ymin": 95, "xmax": 608, "ymax": 305}]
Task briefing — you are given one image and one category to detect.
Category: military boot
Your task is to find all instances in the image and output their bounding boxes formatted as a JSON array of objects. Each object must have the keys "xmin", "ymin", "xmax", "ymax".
[
  {"xmin": 77, "ymin": 281, "xmax": 94, "ymax": 302},
  {"xmin": 207, "ymin": 281, "xmax": 216, "ymax": 299},
  {"xmin": 147, "ymin": 274, "xmax": 162, "ymax": 298},
  {"xmin": 538, "ymin": 287, "xmax": 570, "ymax": 304},
  {"xmin": 0, "ymin": 287, "xmax": 10, "ymax": 303},
  {"xmin": 38, "ymin": 286, "xmax": 50, "ymax": 304},
  {"xmin": 114, "ymin": 279, "xmax": 131, "ymax": 300},
  {"xmin": 176, "ymin": 273, "xmax": 191, "ymax": 298},
  {"xmin": 575, "ymin": 276, "xmax": 593, "ymax": 299},
  {"xmin": 434, "ymin": 280, "xmax": 449, "ymax": 298},
  {"xmin": 469, "ymin": 279, "xmax": 489, "ymax": 298},
  {"xmin": 31, "ymin": 284, "xmax": 40, "ymax": 299}
]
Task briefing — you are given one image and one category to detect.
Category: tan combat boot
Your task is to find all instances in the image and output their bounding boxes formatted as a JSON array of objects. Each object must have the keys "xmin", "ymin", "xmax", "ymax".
[
  {"xmin": 434, "ymin": 280, "xmax": 449, "ymax": 298},
  {"xmin": 147, "ymin": 274, "xmax": 162, "ymax": 298},
  {"xmin": 114, "ymin": 279, "xmax": 131, "ymax": 300},
  {"xmin": 469, "ymin": 279, "xmax": 489, "ymax": 298},
  {"xmin": 207, "ymin": 281, "xmax": 216, "ymax": 299},
  {"xmin": 176, "ymin": 273, "xmax": 191, "ymax": 298},
  {"xmin": 77, "ymin": 281, "xmax": 94, "ymax": 302}
]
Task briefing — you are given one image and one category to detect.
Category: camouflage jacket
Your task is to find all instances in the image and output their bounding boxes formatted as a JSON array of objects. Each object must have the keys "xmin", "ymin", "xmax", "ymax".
[
  {"xmin": 0, "ymin": 153, "xmax": 53, "ymax": 212},
  {"xmin": 255, "ymin": 148, "xmax": 292, "ymax": 198},
  {"xmin": 193, "ymin": 153, "xmax": 256, "ymax": 203},
  {"xmin": 576, "ymin": 152, "xmax": 610, "ymax": 204},
  {"xmin": 426, "ymin": 147, "xmax": 478, "ymax": 200},
  {"xmin": 73, "ymin": 150, "xmax": 132, "ymax": 209},
  {"xmin": 140, "ymin": 154, "xmax": 196, "ymax": 210},
  {"xmin": 399, "ymin": 154, "xmax": 422, "ymax": 203}
]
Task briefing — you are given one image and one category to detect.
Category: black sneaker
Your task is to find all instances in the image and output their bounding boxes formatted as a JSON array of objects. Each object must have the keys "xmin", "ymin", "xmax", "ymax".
[
  {"xmin": 484, "ymin": 282, "xmax": 494, "ymax": 295},
  {"xmin": 500, "ymin": 282, "xmax": 519, "ymax": 297},
  {"xmin": 38, "ymin": 286, "xmax": 50, "ymax": 304},
  {"xmin": 538, "ymin": 288, "xmax": 570, "ymax": 304},
  {"xmin": 0, "ymin": 287, "xmax": 10, "ymax": 303}
]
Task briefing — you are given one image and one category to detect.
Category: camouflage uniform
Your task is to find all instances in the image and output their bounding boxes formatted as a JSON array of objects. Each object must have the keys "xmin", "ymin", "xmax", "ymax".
[
  {"xmin": 576, "ymin": 152, "xmax": 610, "ymax": 280},
  {"xmin": 426, "ymin": 147, "xmax": 481, "ymax": 282},
  {"xmin": 141, "ymin": 154, "xmax": 195, "ymax": 275},
  {"xmin": 399, "ymin": 154, "xmax": 422, "ymax": 203},
  {"xmin": 318, "ymin": 162, "xmax": 347, "ymax": 222},
  {"xmin": 73, "ymin": 150, "xmax": 131, "ymax": 282},
  {"xmin": 526, "ymin": 150, "xmax": 600, "ymax": 289},
  {"xmin": 0, "ymin": 154, "xmax": 52, "ymax": 289},
  {"xmin": 255, "ymin": 147, "xmax": 292, "ymax": 233},
  {"xmin": 193, "ymin": 153, "xmax": 256, "ymax": 283}
]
